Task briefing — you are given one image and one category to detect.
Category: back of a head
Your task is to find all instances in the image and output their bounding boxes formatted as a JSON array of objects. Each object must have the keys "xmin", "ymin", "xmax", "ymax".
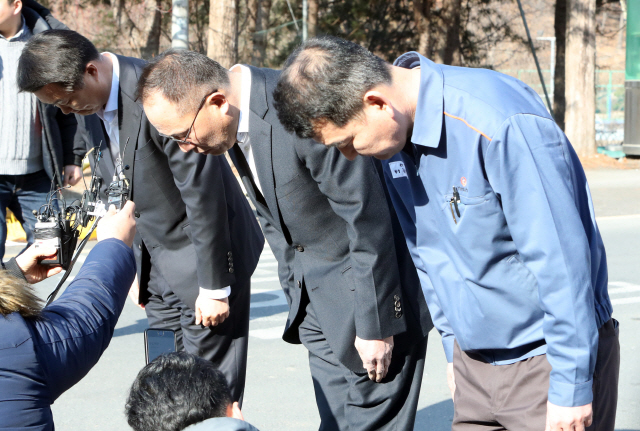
[
  {"xmin": 125, "ymin": 352, "xmax": 232, "ymax": 431},
  {"xmin": 273, "ymin": 36, "xmax": 391, "ymax": 139},
  {"xmin": 17, "ymin": 29, "xmax": 99, "ymax": 93},
  {"xmin": 137, "ymin": 49, "xmax": 229, "ymax": 116},
  {"xmin": 0, "ymin": 271, "xmax": 42, "ymax": 318}
]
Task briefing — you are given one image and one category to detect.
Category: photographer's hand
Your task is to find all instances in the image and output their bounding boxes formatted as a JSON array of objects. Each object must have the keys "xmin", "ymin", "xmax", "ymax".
[
  {"xmin": 97, "ymin": 201, "xmax": 136, "ymax": 247},
  {"xmin": 15, "ymin": 245, "xmax": 63, "ymax": 284},
  {"xmin": 195, "ymin": 295, "xmax": 229, "ymax": 327},
  {"xmin": 63, "ymin": 165, "xmax": 83, "ymax": 187}
]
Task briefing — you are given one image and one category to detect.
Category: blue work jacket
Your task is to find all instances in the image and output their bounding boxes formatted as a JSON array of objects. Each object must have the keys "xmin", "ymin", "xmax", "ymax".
[
  {"xmin": 0, "ymin": 239, "xmax": 136, "ymax": 430},
  {"xmin": 383, "ymin": 52, "xmax": 612, "ymax": 407}
]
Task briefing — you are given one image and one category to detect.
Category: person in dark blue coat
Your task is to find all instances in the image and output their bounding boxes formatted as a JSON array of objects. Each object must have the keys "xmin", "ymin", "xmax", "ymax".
[{"xmin": 0, "ymin": 201, "xmax": 137, "ymax": 430}]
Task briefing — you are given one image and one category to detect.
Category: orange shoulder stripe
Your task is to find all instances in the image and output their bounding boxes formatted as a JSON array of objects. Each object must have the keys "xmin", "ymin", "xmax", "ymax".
[{"xmin": 443, "ymin": 112, "xmax": 492, "ymax": 141}]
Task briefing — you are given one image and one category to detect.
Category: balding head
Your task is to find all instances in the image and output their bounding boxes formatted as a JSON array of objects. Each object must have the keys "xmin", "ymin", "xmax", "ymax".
[
  {"xmin": 137, "ymin": 49, "xmax": 230, "ymax": 117},
  {"xmin": 273, "ymin": 36, "xmax": 392, "ymax": 139}
]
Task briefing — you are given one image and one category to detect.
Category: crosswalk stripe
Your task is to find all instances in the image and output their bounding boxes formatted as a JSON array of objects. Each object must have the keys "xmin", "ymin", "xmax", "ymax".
[
  {"xmin": 249, "ymin": 326, "xmax": 283, "ymax": 339},
  {"xmin": 611, "ymin": 297, "xmax": 640, "ymax": 305}
]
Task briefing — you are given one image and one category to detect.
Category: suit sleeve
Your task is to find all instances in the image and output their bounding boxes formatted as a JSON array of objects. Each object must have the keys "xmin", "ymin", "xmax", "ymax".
[
  {"xmin": 485, "ymin": 114, "xmax": 599, "ymax": 407},
  {"xmin": 296, "ymin": 141, "xmax": 406, "ymax": 340},
  {"xmin": 156, "ymin": 135, "xmax": 236, "ymax": 292},
  {"xmin": 34, "ymin": 239, "xmax": 136, "ymax": 400},
  {"xmin": 55, "ymin": 109, "xmax": 82, "ymax": 167}
]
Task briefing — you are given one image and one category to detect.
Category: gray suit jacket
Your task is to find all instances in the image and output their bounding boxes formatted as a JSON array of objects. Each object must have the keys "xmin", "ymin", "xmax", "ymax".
[
  {"xmin": 229, "ymin": 67, "xmax": 432, "ymax": 372},
  {"xmin": 75, "ymin": 55, "xmax": 263, "ymax": 309}
]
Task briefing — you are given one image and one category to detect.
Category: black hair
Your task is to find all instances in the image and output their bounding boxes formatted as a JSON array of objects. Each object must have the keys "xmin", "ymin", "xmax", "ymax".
[
  {"xmin": 125, "ymin": 352, "xmax": 233, "ymax": 431},
  {"xmin": 17, "ymin": 29, "xmax": 100, "ymax": 93},
  {"xmin": 137, "ymin": 49, "xmax": 230, "ymax": 115},
  {"xmin": 273, "ymin": 36, "xmax": 392, "ymax": 139}
]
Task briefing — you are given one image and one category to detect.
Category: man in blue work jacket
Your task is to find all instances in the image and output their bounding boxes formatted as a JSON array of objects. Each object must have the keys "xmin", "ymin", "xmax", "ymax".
[{"xmin": 272, "ymin": 36, "xmax": 620, "ymax": 431}]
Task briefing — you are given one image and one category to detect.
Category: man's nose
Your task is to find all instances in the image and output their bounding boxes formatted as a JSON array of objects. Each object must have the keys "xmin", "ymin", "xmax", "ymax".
[
  {"xmin": 178, "ymin": 141, "xmax": 196, "ymax": 153},
  {"xmin": 59, "ymin": 105, "xmax": 73, "ymax": 115}
]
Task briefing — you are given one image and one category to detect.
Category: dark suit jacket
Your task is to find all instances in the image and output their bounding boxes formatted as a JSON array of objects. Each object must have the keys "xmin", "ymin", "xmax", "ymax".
[
  {"xmin": 22, "ymin": 0, "xmax": 86, "ymax": 185},
  {"xmin": 75, "ymin": 55, "xmax": 263, "ymax": 309},
  {"xmin": 0, "ymin": 239, "xmax": 136, "ymax": 431},
  {"xmin": 228, "ymin": 67, "xmax": 432, "ymax": 372}
]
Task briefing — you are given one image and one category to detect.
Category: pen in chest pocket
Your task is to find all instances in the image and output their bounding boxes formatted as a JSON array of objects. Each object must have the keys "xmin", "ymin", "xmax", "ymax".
[{"xmin": 449, "ymin": 186, "xmax": 461, "ymax": 224}]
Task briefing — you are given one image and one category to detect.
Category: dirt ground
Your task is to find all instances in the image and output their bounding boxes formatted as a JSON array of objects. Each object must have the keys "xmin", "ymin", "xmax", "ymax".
[{"xmin": 580, "ymin": 154, "xmax": 640, "ymax": 170}]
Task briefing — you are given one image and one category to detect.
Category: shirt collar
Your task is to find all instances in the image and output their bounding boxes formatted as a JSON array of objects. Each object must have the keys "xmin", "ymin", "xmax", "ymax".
[
  {"xmin": 394, "ymin": 51, "xmax": 444, "ymax": 149},
  {"xmin": 230, "ymin": 64, "xmax": 252, "ymax": 142},
  {"xmin": 98, "ymin": 52, "xmax": 120, "ymax": 121}
]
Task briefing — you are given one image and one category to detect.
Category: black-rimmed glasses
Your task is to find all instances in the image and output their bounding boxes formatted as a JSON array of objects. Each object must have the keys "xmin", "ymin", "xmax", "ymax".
[{"xmin": 158, "ymin": 89, "xmax": 217, "ymax": 144}]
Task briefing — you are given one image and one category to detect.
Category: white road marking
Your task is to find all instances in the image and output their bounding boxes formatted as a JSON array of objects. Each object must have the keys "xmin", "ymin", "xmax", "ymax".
[
  {"xmin": 249, "ymin": 326, "xmax": 284, "ymax": 340},
  {"xmin": 611, "ymin": 297, "xmax": 640, "ymax": 305}
]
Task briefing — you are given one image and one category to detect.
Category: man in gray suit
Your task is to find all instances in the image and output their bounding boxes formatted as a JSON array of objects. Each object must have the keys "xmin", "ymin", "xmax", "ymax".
[
  {"xmin": 17, "ymin": 30, "xmax": 264, "ymax": 403},
  {"xmin": 137, "ymin": 49, "xmax": 432, "ymax": 431}
]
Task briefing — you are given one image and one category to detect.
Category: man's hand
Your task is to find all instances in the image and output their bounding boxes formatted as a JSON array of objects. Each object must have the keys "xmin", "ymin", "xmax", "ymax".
[
  {"xmin": 63, "ymin": 165, "xmax": 82, "ymax": 187},
  {"xmin": 128, "ymin": 274, "xmax": 145, "ymax": 309},
  {"xmin": 354, "ymin": 335, "xmax": 394, "ymax": 383},
  {"xmin": 447, "ymin": 362, "xmax": 456, "ymax": 401},
  {"xmin": 195, "ymin": 295, "xmax": 229, "ymax": 327},
  {"xmin": 97, "ymin": 201, "xmax": 136, "ymax": 247},
  {"xmin": 545, "ymin": 402, "xmax": 593, "ymax": 431},
  {"xmin": 15, "ymin": 245, "xmax": 63, "ymax": 283}
]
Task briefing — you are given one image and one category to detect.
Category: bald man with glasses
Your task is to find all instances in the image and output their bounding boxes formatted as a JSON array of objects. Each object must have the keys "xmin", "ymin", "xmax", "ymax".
[{"xmin": 17, "ymin": 29, "xmax": 264, "ymax": 404}]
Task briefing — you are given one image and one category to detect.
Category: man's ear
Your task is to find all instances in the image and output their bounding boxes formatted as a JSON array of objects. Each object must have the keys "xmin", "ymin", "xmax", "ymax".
[
  {"xmin": 227, "ymin": 401, "xmax": 244, "ymax": 420},
  {"xmin": 13, "ymin": 0, "xmax": 23, "ymax": 15},
  {"xmin": 208, "ymin": 92, "xmax": 231, "ymax": 115},
  {"xmin": 363, "ymin": 90, "xmax": 394, "ymax": 117}
]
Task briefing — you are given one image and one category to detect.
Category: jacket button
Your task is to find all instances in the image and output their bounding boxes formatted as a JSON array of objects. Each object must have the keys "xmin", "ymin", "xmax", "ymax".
[
  {"xmin": 229, "ymin": 268, "xmax": 234, "ymax": 274},
  {"xmin": 297, "ymin": 280, "xmax": 301, "ymax": 288},
  {"xmin": 394, "ymin": 295, "xmax": 400, "ymax": 301},
  {"xmin": 138, "ymin": 244, "xmax": 142, "ymax": 250},
  {"xmin": 227, "ymin": 251, "xmax": 233, "ymax": 257},
  {"xmin": 228, "ymin": 262, "xmax": 234, "ymax": 268},
  {"xmin": 134, "ymin": 211, "xmax": 140, "ymax": 218},
  {"xmin": 295, "ymin": 245, "xmax": 304, "ymax": 252},
  {"xmin": 124, "ymin": 165, "xmax": 130, "ymax": 170},
  {"xmin": 395, "ymin": 311, "xmax": 402, "ymax": 319}
]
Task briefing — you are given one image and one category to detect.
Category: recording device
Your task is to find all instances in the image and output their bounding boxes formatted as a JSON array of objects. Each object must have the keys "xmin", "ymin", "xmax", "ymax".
[
  {"xmin": 37, "ymin": 141, "xmax": 131, "ymax": 305},
  {"xmin": 144, "ymin": 328, "xmax": 178, "ymax": 364}
]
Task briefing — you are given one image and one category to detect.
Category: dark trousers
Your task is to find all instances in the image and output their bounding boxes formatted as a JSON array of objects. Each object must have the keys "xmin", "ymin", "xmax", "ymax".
[
  {"xmin": 144, "ymin": 264, "xmax": 251, "ymax": 405},
  {"xmin": 452, "ymin": 318, "xmax": 620, "ymax": 431},
  {"xmin": 0, "ymin": 170, "xmax": 52, "ymax": 261},
  {"xmin": 298, "ymin": 301, "xmax": 428, "ymax": 431}
]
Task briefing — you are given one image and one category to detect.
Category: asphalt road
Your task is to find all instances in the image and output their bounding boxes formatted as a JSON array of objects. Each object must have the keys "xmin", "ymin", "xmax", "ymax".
[{"xmin": 7, "ymin": 167, "xmax": 640, "ymax": 431}]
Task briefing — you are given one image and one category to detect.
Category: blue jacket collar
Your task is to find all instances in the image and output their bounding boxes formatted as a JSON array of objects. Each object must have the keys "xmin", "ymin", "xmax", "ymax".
[{"xmin": 394, "ymin": 52, "xmax": 443, "ymax": 149}]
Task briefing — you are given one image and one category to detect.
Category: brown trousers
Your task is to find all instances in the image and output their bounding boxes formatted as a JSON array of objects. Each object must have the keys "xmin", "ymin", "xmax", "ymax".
[{"xmin": 452, "ymin": 319, "xmax": 620, "ymax": 431}]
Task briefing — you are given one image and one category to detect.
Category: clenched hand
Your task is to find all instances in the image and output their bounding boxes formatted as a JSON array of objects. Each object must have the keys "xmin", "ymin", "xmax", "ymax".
[
  {"xmin": 355, "ymin": 335, "xmax": 394, "ymax": 383},
  {"xmin": 195, "ymin": 295, "xmax": 230, "ymax": 327}
]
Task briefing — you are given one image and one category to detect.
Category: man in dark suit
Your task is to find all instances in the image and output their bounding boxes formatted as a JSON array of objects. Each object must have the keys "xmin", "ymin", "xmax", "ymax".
[
  {"xmin": 137, "ymin": 49, "xmax": 432, "ymax": 430},
  {"xmin": 17, "ymin": 30, "xmax": 264, "ymax": 403}
]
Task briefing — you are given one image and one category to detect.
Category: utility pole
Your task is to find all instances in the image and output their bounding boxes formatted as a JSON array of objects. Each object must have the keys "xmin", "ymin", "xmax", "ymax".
[{"xmin": 172, "ymin": 0, "xmax": 189, "ymax": 49}]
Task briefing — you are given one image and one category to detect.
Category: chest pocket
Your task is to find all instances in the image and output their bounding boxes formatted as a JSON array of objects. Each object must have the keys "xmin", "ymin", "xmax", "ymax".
[{"xmin": 441, "ymin": 191, "xmax": 488, "ymax": 226}]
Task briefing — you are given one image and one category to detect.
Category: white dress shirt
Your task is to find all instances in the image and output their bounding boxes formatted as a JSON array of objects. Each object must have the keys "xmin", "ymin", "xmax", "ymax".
[
  {"xmin": 96, "ymin": 52, "xmax": 121, "ymax": 168},
  {"xmin": 198, "ymin": 64, "xmax": 258, "ymax": 301}
]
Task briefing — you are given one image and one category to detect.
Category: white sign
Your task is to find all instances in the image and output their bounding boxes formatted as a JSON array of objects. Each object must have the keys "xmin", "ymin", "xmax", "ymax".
[{"xmin": 389, "ymin": 161, "xmax": 408, "ymax": 179}]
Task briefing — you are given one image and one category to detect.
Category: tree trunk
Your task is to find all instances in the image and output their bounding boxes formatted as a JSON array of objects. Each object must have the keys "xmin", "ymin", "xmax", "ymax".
[
  {"xmin": 554, "ymin": 0, "xmax": 567, "ymax": 129},
  {"xmin": 413, "ymin": 0, "xmax": 431, "ymax": 56},
  {"xmin": 139, "ymin": 0, "xmax": 163, "ymax": 59},
  {"xmin": 208, "ymin": 0, "xmax": 238, "ymax": 68},
  {"xmin": 307, "ymin": 0, "xmax": 318, "ymax": 38},
  {"xmin": 251, "ymin": 0, "xmax": 271, "ymax": 66},
  {"xmin": 433, "ymin": 0, "xmax": 461, "ymax": 65},
  {"xmin": 564, "ymin": 0, "xmax": 597, "ymax": 156},
  {"xmin": 244, "ymin": 0, "xmax": 258, "ymax": 62}
]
